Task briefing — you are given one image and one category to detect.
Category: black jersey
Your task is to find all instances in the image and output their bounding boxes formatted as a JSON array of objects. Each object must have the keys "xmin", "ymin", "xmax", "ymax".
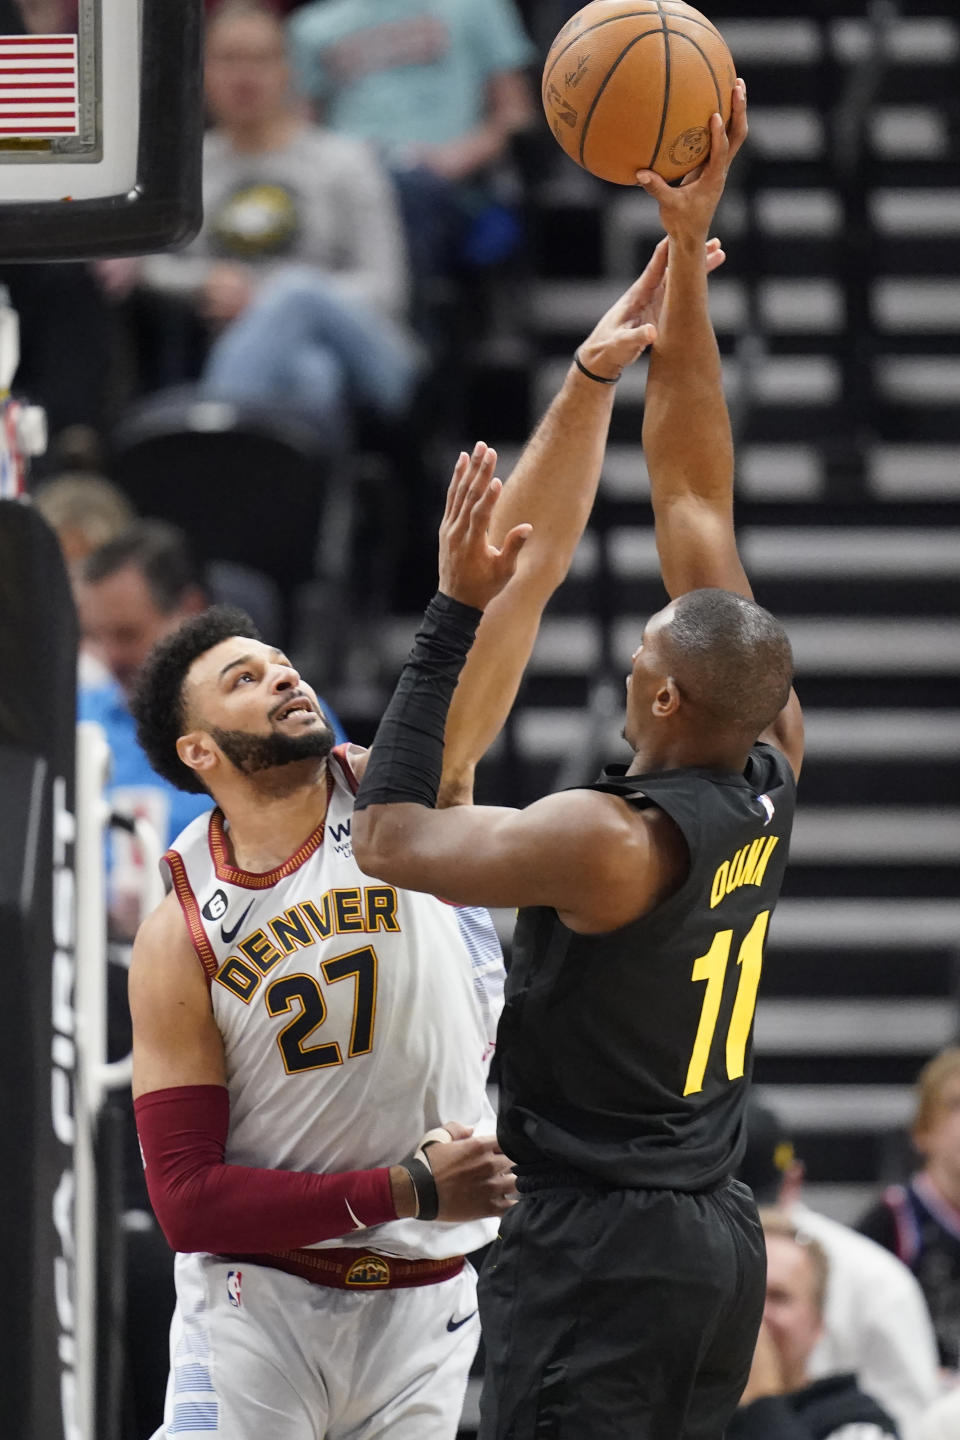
[{"xmin": 496, "ymin": 742, "xmax": 797, "ymax": 1191}]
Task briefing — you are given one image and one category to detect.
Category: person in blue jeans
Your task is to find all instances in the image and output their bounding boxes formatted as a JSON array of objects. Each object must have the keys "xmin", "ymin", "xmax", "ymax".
[{"xmin": 137, "ymin": 2, "xmax": 422, "ymax": 440}]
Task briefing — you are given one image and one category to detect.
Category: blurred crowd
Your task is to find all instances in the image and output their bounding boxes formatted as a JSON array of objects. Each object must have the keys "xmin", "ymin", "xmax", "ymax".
[
  {"xmin": 735, "ymin": 1078, "xmax": 960, "ymax": 1440},
  {"xmin": 6, "ymin": 0, "xmax": 538, "ymax": 465},
  {"xmin": 16, "ymin": 0, "xmax": 546, "ymax": 943},
  {"xmin": 7, "ymin": 2, "xmax": 960, "ymax": 1438},
  {"xmin": 20, "ymin": 0, "xmax": 543, "ymax": 908}
]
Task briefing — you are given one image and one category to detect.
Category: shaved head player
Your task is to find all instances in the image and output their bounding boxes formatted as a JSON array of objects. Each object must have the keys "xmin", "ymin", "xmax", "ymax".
[
  {"xmin": 353, "ymin": 85, "xmax": 804, "ymax": 1440},
  {"xmin": 125, "ymin": 228, "xmax": 715, "ymax": 1439}
]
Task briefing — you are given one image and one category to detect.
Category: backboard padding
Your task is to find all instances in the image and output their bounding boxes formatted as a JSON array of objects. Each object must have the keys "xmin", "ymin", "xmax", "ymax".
[{"xmin": 0, "ymin": 0, "xmax": 203, "ymax": 259}]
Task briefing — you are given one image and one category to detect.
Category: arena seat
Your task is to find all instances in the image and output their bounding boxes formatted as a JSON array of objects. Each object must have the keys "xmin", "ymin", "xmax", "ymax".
[{"xmin": 109, "ymin": 387, "xmax": 349, "ymax": 665}]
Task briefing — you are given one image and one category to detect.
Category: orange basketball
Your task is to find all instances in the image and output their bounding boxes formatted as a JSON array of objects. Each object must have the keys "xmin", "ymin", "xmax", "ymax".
[{"xmin": 542, "ymin": 0, "xmax": 736, "ymax": 185}]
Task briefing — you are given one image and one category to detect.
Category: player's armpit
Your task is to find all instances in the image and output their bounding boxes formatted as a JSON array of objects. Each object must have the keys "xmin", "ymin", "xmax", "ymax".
[{"xmin": 129, "ymin": 891, "xmax": 227, "ymax": 1100}]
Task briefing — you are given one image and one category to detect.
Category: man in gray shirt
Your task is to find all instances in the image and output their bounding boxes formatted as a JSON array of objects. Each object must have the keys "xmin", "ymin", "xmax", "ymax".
[{"xmin": 138, "ymin": 0, "xmax": 422, "ymax": 438}]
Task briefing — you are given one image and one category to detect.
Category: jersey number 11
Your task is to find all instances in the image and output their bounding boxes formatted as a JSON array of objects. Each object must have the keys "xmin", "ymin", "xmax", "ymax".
[{"xmin": 683, "ymin": 910, "xmax": 770, "ymax": 1096}]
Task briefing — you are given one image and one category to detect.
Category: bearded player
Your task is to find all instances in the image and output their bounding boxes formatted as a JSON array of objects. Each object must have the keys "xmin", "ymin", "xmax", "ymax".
[{"xmin": 125, "ymin": 231, "xmax": 727, "ymax": 1440}]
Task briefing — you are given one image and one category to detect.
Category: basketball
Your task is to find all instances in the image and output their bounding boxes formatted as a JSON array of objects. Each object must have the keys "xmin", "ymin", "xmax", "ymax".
[{"xmin": 542, "ymin": 0, "xmax": 736, "ymax": 186}]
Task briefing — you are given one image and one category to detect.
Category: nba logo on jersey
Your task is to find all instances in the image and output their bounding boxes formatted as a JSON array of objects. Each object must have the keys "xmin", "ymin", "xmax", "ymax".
[
  {"xmin": 755, "ymin": 794, "xmax": 776, "ymax": 826},
  {"xmin": 226, "ymin": 1270, "xmax": 243, "ymax": 1308}
]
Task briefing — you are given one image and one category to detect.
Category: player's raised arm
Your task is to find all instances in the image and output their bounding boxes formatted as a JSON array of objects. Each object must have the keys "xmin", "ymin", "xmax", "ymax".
[
  {"xmin": 353, "ymin": 452, "xmax": 670, "ymax": 932},
  {"xmin": 636, "ymin": 83, "xmax": 749, "ymax": 601},
  {"xmin": 637, "ymin": 82, "xmax": 803, "ymax": 777},
  {"xmin": 436, "ymin": 235, "xmax": 726, "ymax": 805}
]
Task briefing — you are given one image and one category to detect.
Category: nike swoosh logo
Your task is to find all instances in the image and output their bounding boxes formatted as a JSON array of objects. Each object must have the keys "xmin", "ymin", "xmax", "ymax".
[
  {"xmin": 345, "ymin": 1199, "xmax": 367, "ymax": 1230},
  {"xmin": 446, "ymin": 1311, "xmax": 478, "ymax": 1332},
  {"xmin": 220, "ymin": 900, "xmax": 254, "ymax": 946}
]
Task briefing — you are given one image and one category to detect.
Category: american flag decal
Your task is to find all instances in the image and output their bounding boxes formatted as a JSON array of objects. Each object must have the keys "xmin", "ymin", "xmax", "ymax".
[{"xmin": 0, "ymin": 33, "xmax": 79, "ymax": 137}]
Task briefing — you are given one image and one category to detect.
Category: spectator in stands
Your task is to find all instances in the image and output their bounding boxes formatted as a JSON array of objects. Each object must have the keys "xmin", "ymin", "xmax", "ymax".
[
  {"xmin": 729, "ymin": 1211, "xmax": 900, "ymax": 1440},
  {"xmin": 77, "ymin": 519, "xmax": 346, "ymax": 934},
  {"xmin": 33, "ymin": 472, "xmax": 134, "ymax": 582},
  {"xmin": 287, "ymin": 0, "xmax": 536, "ymax": 316},
  {"xmin": 33, "ymin": 473, "xmax": 136, "ymax": 687},
  {"xmin": 136, "ymin": 1, "xmax": 422, "ymax": 442},
  {"xmin": 34, "ymin": 473, "xmax": 283, "ymax": 677},
  {"xmin": 858, "ymin": 1047, "xmax": 960, "ymax": 1376},
  {"xmin": 739, "ymin": 1101, "xmax": 939, "ymax": 1437},
  {"xmin": 77, "ymin": 523, "xmax": 225, "ymax": 934}
]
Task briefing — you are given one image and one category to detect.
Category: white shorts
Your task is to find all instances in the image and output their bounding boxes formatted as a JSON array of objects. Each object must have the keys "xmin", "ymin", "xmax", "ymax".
[{"xmin": 151, "ymin": 1252, "xmax": 481, "ymax": 1440}]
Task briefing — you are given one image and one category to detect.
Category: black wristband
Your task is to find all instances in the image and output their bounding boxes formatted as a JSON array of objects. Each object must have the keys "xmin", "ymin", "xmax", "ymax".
[
  {"xmin": 574, "ymin": 349, "xmax": 620, "ymax": 385},
  {"xmin": 400, "ymin": 1154, "xmax": 440, "ymax": 1221},
  {"xmin": 354, "ymin": 591, "xmax": 482, "ymax": 813}
]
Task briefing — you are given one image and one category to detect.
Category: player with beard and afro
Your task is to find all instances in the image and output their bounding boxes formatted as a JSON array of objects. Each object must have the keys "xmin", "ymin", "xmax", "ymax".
[
  {"xmin": 132, "ymin": 602, "xmax": 339, "ymax": 791},
  {"xmin": 123, "ymin": 225, "xmax": 728, "ymax": 1440}
]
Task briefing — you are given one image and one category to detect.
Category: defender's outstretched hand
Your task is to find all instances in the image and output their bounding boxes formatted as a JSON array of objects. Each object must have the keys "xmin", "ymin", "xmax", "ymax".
[
  {"xmin": 578, "ymin": 234, "xmax": 727, "ymax": 380},
  {"xmin": 636, "ymin": 78, "xmax": 748, "ymax": 241},
  {"xmin": 438, "ymin": 443, "xmax": 532, "ymax": 610}
]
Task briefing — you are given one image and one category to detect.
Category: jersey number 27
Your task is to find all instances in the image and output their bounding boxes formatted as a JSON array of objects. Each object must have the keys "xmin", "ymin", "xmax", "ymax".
[{"xmin": 266, "ymin": 944, "xmax": 378, "ymax": 1074}]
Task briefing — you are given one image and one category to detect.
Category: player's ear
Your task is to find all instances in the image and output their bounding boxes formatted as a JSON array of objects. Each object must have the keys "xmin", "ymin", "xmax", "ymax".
[
  {"xmin": 176, "ymin": 730, "xmax": 218, "ymax": 780},
  {"xmin": 651, "ymin": 676, "xmax": 680, "ymax": 718}
]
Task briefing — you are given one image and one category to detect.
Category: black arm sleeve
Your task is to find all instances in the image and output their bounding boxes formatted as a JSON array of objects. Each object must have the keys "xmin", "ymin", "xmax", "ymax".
[{"xmin": 354, "ymin": 591, "xmax": 482, "ymax": 812}]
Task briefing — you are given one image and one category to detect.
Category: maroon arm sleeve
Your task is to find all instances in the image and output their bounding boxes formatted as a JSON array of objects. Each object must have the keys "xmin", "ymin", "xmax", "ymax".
[{"xmin": 134, "ymin": 1085, "xmax": 397, "ymax": 1254}]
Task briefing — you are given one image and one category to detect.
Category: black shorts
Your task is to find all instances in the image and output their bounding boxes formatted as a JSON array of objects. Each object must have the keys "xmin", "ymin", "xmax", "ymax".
[{"xmin": 477, "ymin": 1175, "xmax": 765, "ymax": 1440}]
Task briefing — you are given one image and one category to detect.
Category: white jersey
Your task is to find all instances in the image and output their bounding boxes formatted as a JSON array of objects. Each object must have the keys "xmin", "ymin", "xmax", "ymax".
[{"xmin": 164, "ymin": 744, "xmax": 504, "ymax": 1261}]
